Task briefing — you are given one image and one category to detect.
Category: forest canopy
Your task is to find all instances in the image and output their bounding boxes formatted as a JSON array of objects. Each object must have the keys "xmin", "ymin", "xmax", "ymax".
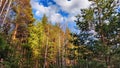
[{"xmin": 0, "ymin": 0, "xmax": 120, "ymax": 68}]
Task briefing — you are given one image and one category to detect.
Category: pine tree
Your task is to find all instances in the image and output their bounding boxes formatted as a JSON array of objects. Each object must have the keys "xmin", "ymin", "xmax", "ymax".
[
  {"xmin": 28, "ymin": 22, "xmax": 45, "ymax": 68},
  {"xmin": 71, "ymin": 0, "xmax": 120, "ymax": 68},
  {"xmin": 3, "ymin": 0, "xmax": 35, "ymax": 67}
]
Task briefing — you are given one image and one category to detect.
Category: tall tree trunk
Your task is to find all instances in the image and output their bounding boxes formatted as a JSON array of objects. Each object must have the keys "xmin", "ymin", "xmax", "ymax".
[
  {"xmin": 12, "ymin": 23, "xmax": 18, "ymax": 40},
  {"xmin": 106, "ymin": 55, "xmax": 111, "ymax": 68},
  {"xmin": 43, "ymin": 43, "xmax": 48, "ymax": 68},
  {"xmin": 62, "ymin": 44, "xmax": 65, "ymax": 68},
  {"xmin": 98, "ymin": 6, "xmax": 110, "ymax": 68},
  {"xmin": 35, "ymin": 59, "xmax": 39, "ymax": 68},
  {"xmin": 43, "ymin": 27, "xmax": 49, "ymax": 68},
  {"xmin": 58, "ymin": 32, "xmax": 61, "ymax": 68},
  {"xmin": 62, "ymin": 39, "xmax": 68, "ymax": 68}
]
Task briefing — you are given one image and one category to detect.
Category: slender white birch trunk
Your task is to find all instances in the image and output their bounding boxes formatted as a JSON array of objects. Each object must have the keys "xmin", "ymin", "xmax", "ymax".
[
  {"xmin": 0, "ymin": 0, "xmax": 8, "ymax": 16},
  {"xmin": 2, "ymin": 0, "xmax": 12, "ymax": 26}
]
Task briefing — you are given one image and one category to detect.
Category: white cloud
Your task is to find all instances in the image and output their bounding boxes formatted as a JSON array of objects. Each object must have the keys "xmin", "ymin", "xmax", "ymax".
[
  {"xmin": 54, "ymin": 0, "xmax": 91, "ymax": 14},
  {"xmin": 30, "ymin": 0, "xmax": 64, "ymax": 24},
  {"xmin": 53, "ymin": 0, "xmax": 91, "ymax": 23},
  {"xmin": 49, "ymin": 13, "xmax": 64, "ymax": 23},
  {"xmin": 30, "ymin": 1, "xmax": 49, "ymax": 15},
  {"xmin": 67, "ymin": 15, "xmax": 76, "ymax": 22},
  {"xmin": 30, "ymin": 0, "xmax": 91, "ymax": 24}
]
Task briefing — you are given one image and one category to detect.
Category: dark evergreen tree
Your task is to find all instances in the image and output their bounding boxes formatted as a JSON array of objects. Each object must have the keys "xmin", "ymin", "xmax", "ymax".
[{"xmin": 71, "ymin": 0, "xmax": 120, "ymax": 68}]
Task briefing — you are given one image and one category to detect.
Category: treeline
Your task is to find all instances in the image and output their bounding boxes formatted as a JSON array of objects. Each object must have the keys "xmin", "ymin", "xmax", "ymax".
[
  {"xmin": 0, "ymin": 0, "xmax": 120, "ymax": 68},
  {"xmin": 0, "ymin": 15, "xmax": 72, "ymax": 68},
  {"xmin": 0, "ymin": 0, "xmax": 72, "ymax": 68}
]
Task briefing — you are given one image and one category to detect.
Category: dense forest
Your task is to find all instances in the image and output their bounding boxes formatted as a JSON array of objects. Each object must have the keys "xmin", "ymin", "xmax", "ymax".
[{"xmin": 0, "ymin": 0, "xmax": 120, "ymax": 68}]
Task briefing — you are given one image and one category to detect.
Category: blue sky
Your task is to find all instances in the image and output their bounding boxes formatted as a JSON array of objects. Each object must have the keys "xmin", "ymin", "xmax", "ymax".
[{"xmin": 30, "ymin": 0, "xmax": 91, "ymax": 32}]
